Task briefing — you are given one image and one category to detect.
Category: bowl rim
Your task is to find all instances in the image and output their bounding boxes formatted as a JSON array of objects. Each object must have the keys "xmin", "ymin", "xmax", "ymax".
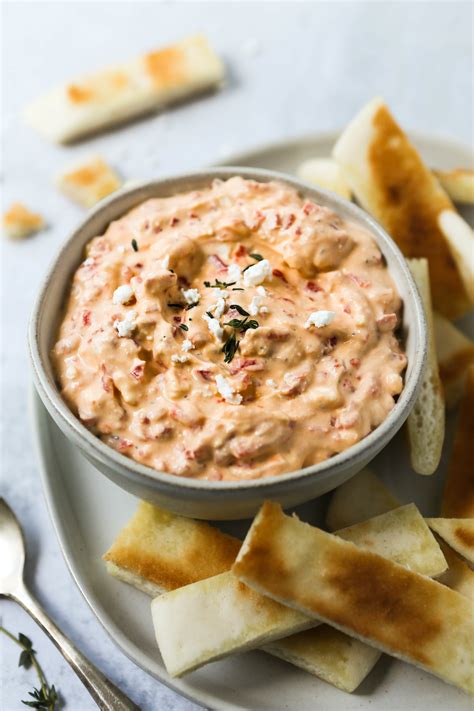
[{"xmin": 28, "ymin": 166, "xmax": 427, "ymax": 495}]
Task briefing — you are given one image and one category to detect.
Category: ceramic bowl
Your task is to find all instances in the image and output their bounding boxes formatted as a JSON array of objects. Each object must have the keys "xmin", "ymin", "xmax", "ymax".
[{"xmin": 29, "ymin": 167, "xmax": 426, "ymax": 520}]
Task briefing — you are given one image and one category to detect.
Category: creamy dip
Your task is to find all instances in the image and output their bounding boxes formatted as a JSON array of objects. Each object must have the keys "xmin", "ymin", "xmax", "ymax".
[{"xmin": 53, "ymin": 177, "xmax": 406, "ymax": 481}]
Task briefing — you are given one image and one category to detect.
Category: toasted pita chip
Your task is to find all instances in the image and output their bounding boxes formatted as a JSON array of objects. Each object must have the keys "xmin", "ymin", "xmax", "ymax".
[
  {"xmin": 151, "ymin": 504, "xmax": 446, "ymax": 678},
  {"xmin": 406, "ymin": 259, "xmax": 445, "ymax": 474},
  {"xmin": 233, "ymin": 502, "xmax": 474, "ymax": 695},
  {"xmin": 265, "ymin": 626, "xmax": 381, "ymax": 693},
  {"xmin": 57, "ymin": 156, "xmax": 122, "ymax": 208},
  {"xmin": 24, "ymin": 34, "xmax": 225, "ymax": 143},
  {"xmin": 426, "ymin": 519, "xmax": 474, "ymax": 566},
  {"xmin": 296, "ymin": 158, "xmax": 352, "ymax": 200},
  {"xmin": 437, "ymin": 541, "xmax": 474, "ymax": 600},
  {"xmin": 2, "ymin": 202, "xmax": 45, "ymax": 239},
  {"xmin": 333, "ymin": 98, "xmax": 474, "ymax": 318},
  {"xmin": 433, "ymin": 168, "xmax": 474, "ymax": 205},
  {"xmin": 102, "ymin": 501, "xmax": 240, "ymax": 596},
  {"xmin": 326, "ymin": 468, "xmax": 399, "ymax": 530},
  {"xmin": 441, "ymin": 367, "xmax": 474, "ymax": 517},
  {"xmin": 434, "ymin": 313, "xmax": 474, "ymax": 408}
]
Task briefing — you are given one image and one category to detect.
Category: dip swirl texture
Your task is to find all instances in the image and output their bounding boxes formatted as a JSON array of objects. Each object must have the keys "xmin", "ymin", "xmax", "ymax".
[{"xmin": 53, "ymin": 177, "xmax": 407, "ymax": 481}]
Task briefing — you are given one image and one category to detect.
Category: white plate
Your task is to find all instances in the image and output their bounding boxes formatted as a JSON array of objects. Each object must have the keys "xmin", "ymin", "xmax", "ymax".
[{"xmin": 32, "ymin": 132, "xmax": 473, "ymax": 711}]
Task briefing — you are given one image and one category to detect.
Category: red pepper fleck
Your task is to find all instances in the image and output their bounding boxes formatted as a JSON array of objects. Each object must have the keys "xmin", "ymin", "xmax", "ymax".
[
  {"xmin": 170, "ymin": 217, "xmax": 180, "ymax": 227},
  {"xmin": 272, "ymin": 268, "xmax": 287, "ymax": 282},
  {"xmin": 295, "ymin": 227, "xmax": 302, "ymax": 236},
  {"xmin": 134, "ymin": 262, "xmax": 143, "ymax": 269},
  {"xmin": 189, "ymin": 212, "xmax": 199, "ymax": 219},
  {"xmin": 209, "ymin": 253, "xmax": 228, "ymax": 271},
  {"xmin": 234, "ymin": 244, "xmax": 248, "ymax": 258},
  {"xmin": 328, "ymin": 336, "xmax": 338, "ymax": 347},
  {"xmin": 350, "ymin": 358, "xmax": 360, "ymax": 367},
  {"xmin": 343, "ymin": 304, "xmax": 352, "ymax": 314},
  {"xmin": 284, "ymin": 213, "xmax": 296, "ymax": 229},
  {"xmin": 130, "ymin": 364, "xmax": 145, "ymax": 380},
  {"xmin": 196, "ymin": 369, "xmax": 213, "ymax": 381},
  {"xmin": 330, "ymin": 416, "xmax": 337, "ymax": 427},
  {"xmin": 173, "ymin": 316, "xmax": 182, "ymax": 324},
  {"xmin": 116, "ymin": 438, "xmax": 133, "ymax": 451},
  {"xmin": 306, "ymin": 281, "xmax": 322, "ymax": 292},
  {"xmin": 82, "ymin": 310, "xmax": 91, "ymax": 326},
  {"xmin": 303, "ymin": 202, "xmax": 315, "ymax": 215},
  {"xmin": 153, "ymin": 223, "xmax": 162, "ymax": 233}
]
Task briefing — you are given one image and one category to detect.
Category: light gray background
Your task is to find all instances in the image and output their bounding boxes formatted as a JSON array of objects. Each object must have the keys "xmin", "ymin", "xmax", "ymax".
[{"xmin": 1, "ymin": 1, "xmax": 472, "ymax": 710}]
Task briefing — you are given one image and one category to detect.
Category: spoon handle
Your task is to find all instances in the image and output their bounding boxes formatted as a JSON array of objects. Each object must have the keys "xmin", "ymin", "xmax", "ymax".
[{"xmin": 13, "ymin": 582, "xmax": 140, "ymax": 711}]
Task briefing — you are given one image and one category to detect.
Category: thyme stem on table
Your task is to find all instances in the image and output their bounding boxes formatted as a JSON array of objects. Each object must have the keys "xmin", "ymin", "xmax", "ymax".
[{"xmin": 0, "ymin": 626, "xmax": 59, "ymax": 710}]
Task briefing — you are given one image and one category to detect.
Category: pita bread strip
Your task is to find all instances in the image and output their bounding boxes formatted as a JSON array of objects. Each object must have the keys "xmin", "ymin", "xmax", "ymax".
[
  {"xmin": 326, "ymin": 468, "xmax": 400, "ymax": 530},
  {"xmin": 333, "ymin": 97, "xmax": 473, "ymax": 318},
  {"xmin": 433, "ymin": 169, "xmax": 474, "ymax": 205},
  {"xmin": 433, "ymin": 313, "xmax": 474, "ymax": 408},
  {"xmin": 426, "ymin": 519, "xmax": 474, "ymax": 566},
  {"xmin": 24, "ymin": 34, "xmax": 225, "ymax": 143},
  {"xmin": 151, "ymin": 504, "xmax": 446, "ymax": 678},
  {"xmin": 406, "ymin": 259, "xmax": 445, "ymax": 475},
  {"xmin": 233, "ymin": 502, "xmax": 473, "ymax": 695},
  {"xmin": 441, "ymin": 367, "xmax": 474, "ymax": 517},
  {"xmin": 102, "ymin": 501, "xmax": 240, "ymax": 594}
]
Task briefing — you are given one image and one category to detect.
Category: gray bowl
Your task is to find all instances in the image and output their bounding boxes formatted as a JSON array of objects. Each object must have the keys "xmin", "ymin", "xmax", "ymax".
[{"xmin": 28, "ymin": 167, "xmax": 426, "ymax": 520}]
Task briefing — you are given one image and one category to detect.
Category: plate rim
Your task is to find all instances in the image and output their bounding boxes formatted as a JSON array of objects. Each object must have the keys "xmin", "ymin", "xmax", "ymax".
[{"xmin": 31, "ymin": 128, "xmax": 473, "ymax": 711}]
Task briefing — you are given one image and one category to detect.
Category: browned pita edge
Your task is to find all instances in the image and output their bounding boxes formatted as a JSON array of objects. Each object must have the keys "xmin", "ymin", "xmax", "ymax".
[
  {"xmin": 102, "ymin": 501, "xmax": 240, "ymax": 593},
  {"xmin": 233, "ymin": 501, "xmax": 474, "ymax": 695},
  {"xmin": 441, "ymin": 366, "xmax": 474, "ymax": 517},
  {"xmin": 436, "ymin": 539, "xmax": 474, "ymax": 599},
  {"xmin": 426, "ymin": 518, "xmax": 474, "ymax": 566}
]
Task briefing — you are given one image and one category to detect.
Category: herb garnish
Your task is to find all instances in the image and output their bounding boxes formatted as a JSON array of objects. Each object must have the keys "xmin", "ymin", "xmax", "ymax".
[
  {"xmin": 222, "ymin": 332, "xmax": 239, "ymax": 364},
  {"xmin": 0, "ymin": 627, "xmax": 59, "ymax": 710},
  {"xmin": 221, "ymin": 311, "xmax": 259, "ymax": 363},
  {"xmin": 167, "ymin": 303, "xmax": 182, "ymax": 309},
  {"xmin": 232, "ymin": 287, "xmax": 244, "ymax": 291},
  {"xmin": 131, "ymin": 238, "xmax": 138, "ymax": 252},
  {"xmin": 204, "ymin": 279, "xmax": 236, "ymax": 289},
  {"xmin": 229, "ymin": 304, "xmax": 249, "ymax": 317},
  {"xmin": 179, "ymin": 324, "xmax": 189, "ymax": 331},
  {"xmin": 185, "ymin": 302, "xmax": 198, "ymax": 311}
]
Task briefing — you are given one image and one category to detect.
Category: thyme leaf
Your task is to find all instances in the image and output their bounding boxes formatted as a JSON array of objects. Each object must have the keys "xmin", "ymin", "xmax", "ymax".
[
  {"xmin": 0, "ymin": 627, "xmax": 59, "ymax": 710},
  {"xmin": 204, "ymin": 279, "xmax": 236, "ymax": 289},
  {"xmin": 179, "ymin": 324, "xmax": 189, "ymax": 331},
  {"xmin": 131, "ymin": 238, "xmax": 138, "ymax": 252}
]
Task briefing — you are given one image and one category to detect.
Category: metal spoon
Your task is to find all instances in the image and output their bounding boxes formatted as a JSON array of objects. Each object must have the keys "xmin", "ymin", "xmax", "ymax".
[{"xmin": 0, "ymin": 498, "xmax": 140, "ymax": 710}]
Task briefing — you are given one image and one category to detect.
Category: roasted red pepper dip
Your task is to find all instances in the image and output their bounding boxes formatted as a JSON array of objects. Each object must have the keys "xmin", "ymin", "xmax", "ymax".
[{"xmin": 53, "ymin": 177, "xmax": 406, "ymax": 481}]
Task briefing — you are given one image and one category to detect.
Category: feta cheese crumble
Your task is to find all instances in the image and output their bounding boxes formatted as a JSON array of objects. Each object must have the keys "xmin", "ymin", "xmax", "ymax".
[
  {"xmin": 203, "ymin": 313, "xmax": 224, "ymax": 341},
  {"xmin": 83, "ymin": 257, "xmax": 94, "ymax": 266},
  {"xmin": 304, "ymin": 310, "xmax": 336, "ymax": 329},
  {"xmin": 112, "ymin": 284, "xmax": 134, "ymax": 305},
  {"xmin": 114, "ymin": 310, "xmax": 137, "ymax": 337},
  {"xmin": 181, "ymin": 339, "xmax": 195, "ymax": 352},
  {"xmin": 210, "ymin": 297, "xmax": 226, "ymax": 318},
  {"xmin": 181, "ymin": 287, "xmax": 200, "ymax": 305},
  {"xmin": 215, "ymin": 375, "xmax": 242, "ymax": 405},
  {"xmin": 227, "ymin": 263, "xmax": 241, "ymax": 283},
  {"xmin": 243, "ymin": 259, "xmax": 271, "ymax": 287},
  {"xmin": 161, "ymin": 254, "xmax": 170, "ymax": 269},
  {"xmin": 171, "ymin": 354, "xmax": 189, "ymax": 364},
  {"xmin": 249, "ymin": 293, "xmax": 265, "ymax": 316},
  {"xmin": 266, "ymin": 378, "xmax": 278, "ymax": 388}
]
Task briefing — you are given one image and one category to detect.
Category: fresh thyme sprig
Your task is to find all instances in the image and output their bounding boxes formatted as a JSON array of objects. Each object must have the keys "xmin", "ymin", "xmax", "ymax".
[
  {"xmin": 0, "ymin": 627, "xmax": 59, "ymax": 710},
  {"xmin": 221, "ymin": 306, "xmax": 259, "ymax": 363},
  {"xmin": 131, "ymin": 238, "xmax": 138, "ymax": 252},
  {"xmin": 204, "ymin": 279, "xmax": 236, "ymax": 289}
]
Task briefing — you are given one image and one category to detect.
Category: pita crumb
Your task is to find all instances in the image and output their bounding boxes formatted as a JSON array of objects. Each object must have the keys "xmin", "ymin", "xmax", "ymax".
[
  {"xmin": 2, "ymin": 202, "xmax": 45, "ymax": 239},
  {"xmin": 57, "ymin": 156, "xmax": 122, "ymax": 208}
]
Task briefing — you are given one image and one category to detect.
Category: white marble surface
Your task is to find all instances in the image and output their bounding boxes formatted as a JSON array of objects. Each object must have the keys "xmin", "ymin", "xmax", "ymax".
[{"xmin": 1, "ymin": 2, "xmax": 472, "ymax": 710}]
